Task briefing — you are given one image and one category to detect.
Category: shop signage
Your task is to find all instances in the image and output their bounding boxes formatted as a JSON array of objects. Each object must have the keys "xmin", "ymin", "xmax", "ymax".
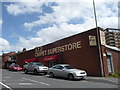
[
  {"xmin": 89, "ymin": 36, "xmax": 97, "ymax": 46},
  {"xmin": 100, "ymin": 30, "xmax": 106, "ymax": 46},
  {"xmin": 43, "ymin": 55, "xmax": 59, "ymax": 61},
  {"xmin": 24, "ymin": 58, "xmax": 38, "ymax": 63},
  {"xmin": 35, "ymin": 41, "xmax": 81, "ymax": 57}
]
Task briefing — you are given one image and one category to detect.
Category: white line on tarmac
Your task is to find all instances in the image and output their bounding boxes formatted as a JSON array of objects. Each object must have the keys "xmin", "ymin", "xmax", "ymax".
[
  {"xmin": 4, "ymin": 77, "xmax": 11, "ymax": 79},
  {"xmin": 22, "ymin": 78, "xmax": 50, "ymax": 86},
  {"xmin": 0, "ymin": 82, "xmax": 12, "ymax": 90},
  {"xmin": 19, "ymin": 83, "xmax": 32, "ymax": 85}
]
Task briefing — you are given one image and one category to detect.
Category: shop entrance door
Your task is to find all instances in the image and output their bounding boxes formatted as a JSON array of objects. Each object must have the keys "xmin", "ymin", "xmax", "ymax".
[{"xmin": 107, "ymin": 55, "xmax": 114, "ymax": 73}]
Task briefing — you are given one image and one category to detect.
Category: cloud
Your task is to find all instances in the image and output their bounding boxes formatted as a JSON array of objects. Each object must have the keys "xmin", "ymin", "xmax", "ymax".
[
  {"xmin": 5, "ymin": 2, "xmax": 45, "ymax": 16},
  {"xmin": 0, "ymin": 37, "xmax": 25, "ymax": 55},
  {"xmin": 98, "ymin": 17, "xmax": 118, "ymax": 28},
  {"xmin": 24, "ymin": 1, "xmax": 118, "ymax": 30},
  {"xmin": 0, "ymin": 20, "xmax": 2, "ymax": 25},
  {"xmin": 1, "ymin": 0, "xmax": 119, "ymax": 2},
  {"xmin": 24, "ymin": 2, "xmax": 94, "ymax": 30},
  {"xmin": 5, "ymin": 1, "xmax": 118, "ymax": 30},
  {"xmin": 0, "ymin": 38, "xmax": 11, "ymax": 51}
]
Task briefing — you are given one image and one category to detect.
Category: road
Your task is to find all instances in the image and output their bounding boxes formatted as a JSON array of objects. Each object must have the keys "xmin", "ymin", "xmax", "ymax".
[{"xmin": 0, "ymin": 69, "xmax": 119, "ymax": 90}]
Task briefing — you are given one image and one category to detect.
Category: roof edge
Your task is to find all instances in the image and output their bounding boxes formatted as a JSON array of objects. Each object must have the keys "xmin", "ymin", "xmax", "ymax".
[{"xmin": 105, "ymin": 45, "xmax": 120, "ymax": 52}]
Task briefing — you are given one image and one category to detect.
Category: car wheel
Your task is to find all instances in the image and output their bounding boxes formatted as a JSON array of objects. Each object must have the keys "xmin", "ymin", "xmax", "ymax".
[
  {"xmin": 33, "ymin": 69, "xmax": 38, "ymax": 75},
  {"xmin": 49, "ymin": 72, "xmax": 54, "ymax": 78},
  {"xmin": 68, "ymin": 74, "xmax": 74, "ymax": 80},
  {"xmin": 24, "ymin": 69, "xmax": 28, "ymax": 74}
]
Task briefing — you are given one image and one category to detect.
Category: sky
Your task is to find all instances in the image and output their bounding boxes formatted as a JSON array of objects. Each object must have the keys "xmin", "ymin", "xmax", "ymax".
[{"xmin": 0, "ymin": 0, "xmax": 119, "ymax": 55}]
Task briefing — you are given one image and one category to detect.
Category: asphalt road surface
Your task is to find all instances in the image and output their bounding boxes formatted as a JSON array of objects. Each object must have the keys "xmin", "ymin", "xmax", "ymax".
[{"xmin": 0, "ymin": 69, "xmax": 119, "ymax": 90}]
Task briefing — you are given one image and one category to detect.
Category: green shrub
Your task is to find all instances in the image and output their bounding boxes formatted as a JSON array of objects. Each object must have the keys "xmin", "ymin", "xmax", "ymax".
[
  {"xmin": 115, "ymin": 71, "xmax": 120, "ymax": 77},
  {"xmin": 108, "ymin": 71, "xmax": 120, "ymax": 77}
]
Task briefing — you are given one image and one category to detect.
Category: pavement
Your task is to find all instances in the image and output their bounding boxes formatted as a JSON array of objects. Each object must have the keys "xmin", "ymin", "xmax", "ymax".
[{"xmin": 0, "ymin": 69, "xmax": 119, "ymax": 90}]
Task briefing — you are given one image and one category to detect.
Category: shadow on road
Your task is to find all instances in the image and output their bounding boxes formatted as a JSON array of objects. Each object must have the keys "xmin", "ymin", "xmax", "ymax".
[
  {"xmin": 86, "ymin": 78, "xmax": 118, "ymax": 85},
  {"xmin": 45, "ymin": 76, "xmax": 85, "ymax": 81},
  {"xmin": 21, "ymin": 72, "xmax": 45, "ymax": 76}
]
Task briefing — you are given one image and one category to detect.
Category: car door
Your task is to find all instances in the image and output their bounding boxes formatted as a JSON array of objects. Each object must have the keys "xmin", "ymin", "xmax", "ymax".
[
  {"xmin": 30, "ymin": 63, "xmax": 36, "ymax": 71},
  {"xmin": 50, "ymin": 66, "xmax": 59, "ymax": 76},
  {"xmin": 27, "ymin": 63, "xmax": 33, "ymax": 72},
  {"xmin": 55, "ymin": 66, "xmax": 66, "ymax": 77}
]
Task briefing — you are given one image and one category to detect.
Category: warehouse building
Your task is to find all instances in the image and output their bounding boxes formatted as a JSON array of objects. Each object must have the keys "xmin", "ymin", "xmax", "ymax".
[{"xmin": 16, "ymin": 27, "xmax": 120, "ymax": 77}]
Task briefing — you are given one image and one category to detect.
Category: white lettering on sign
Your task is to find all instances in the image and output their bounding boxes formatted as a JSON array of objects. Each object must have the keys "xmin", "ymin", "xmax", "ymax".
[{"xmin": 35, "ymin": 41, "xmax": 81, "ymax": 57}]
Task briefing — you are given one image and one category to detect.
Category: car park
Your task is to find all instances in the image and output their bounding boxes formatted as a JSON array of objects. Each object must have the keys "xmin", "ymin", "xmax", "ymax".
[
  {"xmin": 48, "ymin": 64, "xmax": 87, "ymax": 80},
  {"xmin": 9, "ymin": 64, "xmax": 22, "ymax": 71},
  {"xmin": 23, "ymin": 62, "xmax": 48, "ymax": 75}
]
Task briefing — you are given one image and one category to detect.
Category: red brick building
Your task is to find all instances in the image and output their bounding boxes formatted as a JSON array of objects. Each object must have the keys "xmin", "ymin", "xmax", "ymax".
[
  {"xmin": 2, "ymin": 52, "xmax": 16, "ymax": 68},
  {"xmin": 105, "ymin": 45, "xmax": 120, "ymax": 75},
  {"xmin": 16, "ymin": 27, "xmax": 119, "ymax": 76}
]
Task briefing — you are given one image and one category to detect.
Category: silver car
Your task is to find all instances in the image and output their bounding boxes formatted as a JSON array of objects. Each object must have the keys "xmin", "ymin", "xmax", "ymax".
[
  {"xmin": 48, "ymin": 64, "xmax": 87, "ymax": 80},
  {"xmin": 23, "ymin": 62, "xmax": 48, "ymax": 75}
]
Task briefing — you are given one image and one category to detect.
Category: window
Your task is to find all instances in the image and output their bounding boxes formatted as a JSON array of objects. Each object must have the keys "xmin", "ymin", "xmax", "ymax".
[
  {"xmin": 53, "ymin": 65, "xmax": 64, "ymax": 69},
  {"xmin": 13, "ymin": 65, "xmax": 20, "ymax": 67},
  {"xmin": 32, "ymin": 62, "xmax": 43, "ymax": 66},
  {"xmin": 64, "ymin": 65, "xmax": 74, "ymax": 69}
]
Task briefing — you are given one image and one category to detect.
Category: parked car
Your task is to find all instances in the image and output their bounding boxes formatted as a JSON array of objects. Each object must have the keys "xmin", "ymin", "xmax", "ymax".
[
  {"xmin": 23, "ymin": 62, "xmax": 48, "ymax": 75},
  {"xmin": 48, "ymin": 64, "xmax": 87, "ymax": 80},
  {"xmin": 9, "ymin": 64, "xmax": 22, "ymax": 71}
]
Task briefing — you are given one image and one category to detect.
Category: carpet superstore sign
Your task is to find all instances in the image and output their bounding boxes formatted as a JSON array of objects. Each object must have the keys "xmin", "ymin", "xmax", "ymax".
[{"xmin": 35, "ymin": 41, "xmax": 81, "ymax": 57}]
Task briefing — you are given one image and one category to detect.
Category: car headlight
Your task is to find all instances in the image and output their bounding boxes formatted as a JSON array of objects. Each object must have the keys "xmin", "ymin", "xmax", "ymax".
[
  {"xmin": 14, "ymin": 68, "xmax": 17, "ymax": 69},
  {"xmin": 75, "ymin": 72, "xmax": 86, "ymax": 76},
  {"xmin": 75, "ymin": 72, "xmax": 80, "ymax": 76},
  {"xmin": 38, "ymin": 67, "xmax": 42, "ymax": 70}
]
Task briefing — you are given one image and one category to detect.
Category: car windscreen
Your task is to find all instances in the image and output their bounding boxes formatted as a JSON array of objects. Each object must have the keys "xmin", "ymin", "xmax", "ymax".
[
  {"xmin": 13, "ymin": 65, "xmax": 20, "ymax": 67},
  {"xmin": 33, "ymin": 63, "xmax": 43, "ymax": 66},
  {"xmin": 64, "ymin": 66, "xmax": 74, "ymax": 69}
]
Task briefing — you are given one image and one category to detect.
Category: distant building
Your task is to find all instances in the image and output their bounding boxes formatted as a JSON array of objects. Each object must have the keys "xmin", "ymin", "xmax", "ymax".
[
  {"xmin": 2, "ymin": 52, "xmax": 16, "ymax": 68},
  {"xmin": 105, "ymin": 28, "xmax": 120, "ymax": 48}
]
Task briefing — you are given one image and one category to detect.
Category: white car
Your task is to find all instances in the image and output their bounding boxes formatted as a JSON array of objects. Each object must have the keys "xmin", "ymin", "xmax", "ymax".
[
  {"xmin": 23, "ymin": 62, "xmax": 48, "ymax": 75},
  {"xmin": 48, "ymin": 64, "xmax": 87, "ymax": 80}
]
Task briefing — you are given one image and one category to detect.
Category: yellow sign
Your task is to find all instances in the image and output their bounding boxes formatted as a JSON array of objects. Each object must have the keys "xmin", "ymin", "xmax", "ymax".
[{"xmin": 89, "ymin": 36, "xmax": 97, "ymax": 46}]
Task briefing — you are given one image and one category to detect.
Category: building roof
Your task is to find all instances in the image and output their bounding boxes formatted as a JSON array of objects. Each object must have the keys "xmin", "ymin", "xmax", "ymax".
[
  {"xmin": 105, "ymin": 45, "xmax": 120, "ymax": 52},
  {"xmin": 3, "ymin": 52, "xmax": 16, "ymax": 56}
]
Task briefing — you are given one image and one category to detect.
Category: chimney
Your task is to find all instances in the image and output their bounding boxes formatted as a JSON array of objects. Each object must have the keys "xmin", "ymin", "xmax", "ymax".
[{"xmin": 22, "ymin": 48, "xmax": 26, "ymax": 52}]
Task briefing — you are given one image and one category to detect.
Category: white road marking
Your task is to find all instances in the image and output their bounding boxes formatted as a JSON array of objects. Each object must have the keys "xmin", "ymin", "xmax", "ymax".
[
  {"xmin": 0, "ymin": 82, "xmax": 12, "ymax": 90},
  {"xmin": 22, "ymin": 78, "xmax": 50, "ymax": 86},
  {"xmin": 4, "ymin": 77, "xmax": 11, "ymax": 79},
  {"xmin": 19, "ymin": 83, "xmax": 32, "ymax": 85}
]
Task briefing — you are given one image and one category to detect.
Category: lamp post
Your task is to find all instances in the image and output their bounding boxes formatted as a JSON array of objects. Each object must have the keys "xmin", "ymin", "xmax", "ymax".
[{"xmin": 93, "ymin": 0, "xmax": 104, "ymax": 77}]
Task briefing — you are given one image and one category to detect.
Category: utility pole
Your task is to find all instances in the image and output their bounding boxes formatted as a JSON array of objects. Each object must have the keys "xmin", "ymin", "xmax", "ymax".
[{"xmin": 93, "ymin": 0, "xmax": 104, "ymax": 77}]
